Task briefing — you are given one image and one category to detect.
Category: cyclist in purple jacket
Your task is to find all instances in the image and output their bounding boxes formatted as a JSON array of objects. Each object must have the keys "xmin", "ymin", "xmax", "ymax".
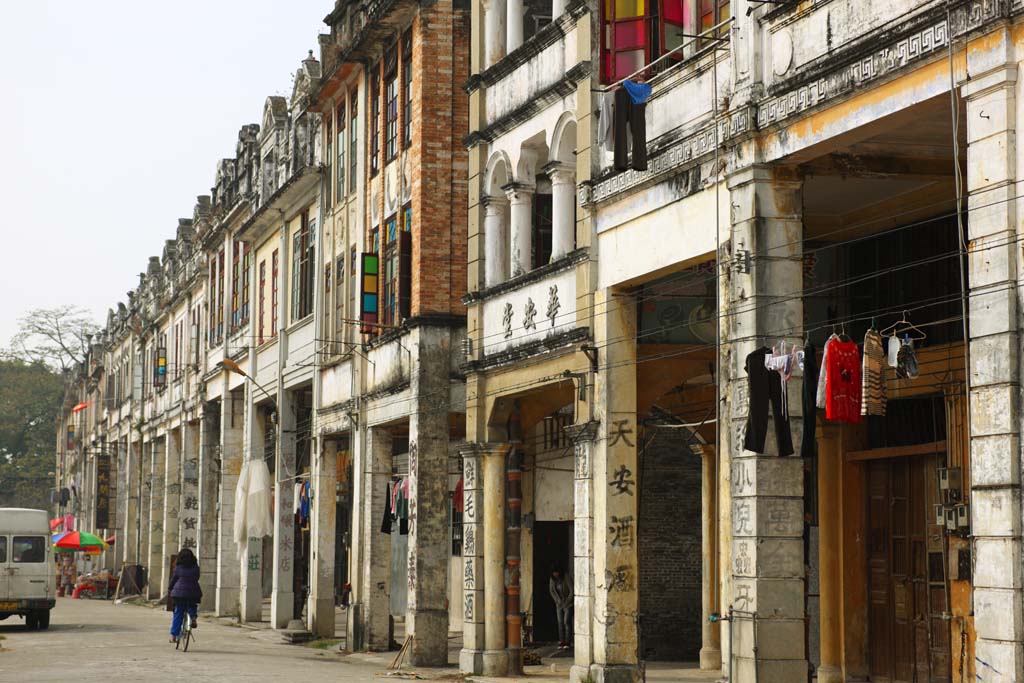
[{"xmin": 168, "ymin": 548, "xmax": 202, "ymax": 643}]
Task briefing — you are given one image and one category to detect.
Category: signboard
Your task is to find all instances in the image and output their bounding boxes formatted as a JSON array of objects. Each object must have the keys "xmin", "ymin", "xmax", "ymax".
[
  {"xmin": 95, "ymin": 449, "xmax": 111, "ymax": 529},
  {"xmin": 154, "ymin": 346, "xmax": 167, "ymax": 388},
  {"xmin": 360, "ymin": 253, "xmax": 379, "ymax": 333}
]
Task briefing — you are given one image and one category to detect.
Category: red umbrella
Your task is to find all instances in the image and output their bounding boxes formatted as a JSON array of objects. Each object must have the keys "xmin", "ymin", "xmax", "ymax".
[
  {"xmin": 105, "ymin": 535, "xmax": 116, "ymax": 545},
  {"xmin": 50, "ymin": 518, "xmax": 65, "ymax": 531}
]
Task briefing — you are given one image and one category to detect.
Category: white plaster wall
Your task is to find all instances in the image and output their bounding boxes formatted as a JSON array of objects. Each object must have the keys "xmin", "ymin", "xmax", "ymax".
[
  {"xmin": 365, "ymin": 339, "xmax": 409, "ymax": 394},
  {"xmin": 485, "ymin": 38, "xmax": 568, "ymax": 125},
  {"xmin": 535, "ymin": 452, "xmax": 573, "ymax": 521},
  {"xmin": 486, "ymin": 98, "xmax": 576, "ymax": 185},
  {"xmin": 597, "ymin": 183, "xmax": 727, "ymax": 289},
  {"xmin": 481, "ymin": 268, "xmax": 577, "ymax": 355},
  {"xmin": 254, "ymin": 342, "xmax": 278, "ymax": 390},
  {"xmin": 320, "ymin": 358, "xmax": 354, "ymax": 407}
]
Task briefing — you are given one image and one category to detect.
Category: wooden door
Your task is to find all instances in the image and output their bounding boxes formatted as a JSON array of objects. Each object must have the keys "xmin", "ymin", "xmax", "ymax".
[{"xmin": 867, "ymin": 456, "xmax": 951, "ymax": 683}]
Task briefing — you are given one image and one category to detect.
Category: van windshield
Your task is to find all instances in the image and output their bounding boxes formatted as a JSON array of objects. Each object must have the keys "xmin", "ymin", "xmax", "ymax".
[{"xmin": 12, "ymin": 536, "xmax": 45, "ymax": 563}]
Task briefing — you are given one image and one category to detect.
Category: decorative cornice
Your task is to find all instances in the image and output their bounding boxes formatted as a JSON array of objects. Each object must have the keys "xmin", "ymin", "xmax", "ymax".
[
  {"xmin": 462, "ymin": 247, "xmax": 588, "ymax": 304},
  {"xmin": 466, "ymin": 326, "xmax": 590, "ymax": 372}
]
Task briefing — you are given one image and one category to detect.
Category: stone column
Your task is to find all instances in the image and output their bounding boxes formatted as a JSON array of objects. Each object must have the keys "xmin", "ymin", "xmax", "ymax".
[
  {"xmin": 308, "ymin": 437, "xmax": 338, "ymax": 637},
  {"xmin": 217, "ymin": 389, "xmax": 244, "ymax": 617},
  {"xmin": 506, "ymin": 184, "xmax": 534, "ymax": 277},
  {"xmin": 179, "ymin": 420, "xmax": 200, "ymax": 560},
  {"xmin": 816, "ymin": 426, "xmax": 842, "ymax": 683},
  {"xmin": 124, "ymin": 436, "xmax": 140, "ymax": 568},
  {"xmin": 358, "ymin": 426, "xmax": 393, "ymax": 649},
  {"xmin": 484, "ymin": 197, "xmax": 510, "ymax": 287},
  {"xmin": 240, "ymin": 396, "xmax": 266, "ymax": 623},
  {"xmin": 272, "ymin": 387, "xmax": 297, "ymax": 628},
  {"xmin": 459, "ymin": 443, "xmax": 486, "ymax": 674},
  {"xmin": 139, "ymin": 439, "xmax": 152, "ymax": 591},
  {"xmin": 567, "ymin": 422, "xmax": 598, "ymax": 683},
  {"xmin": 699, "ymin": 445, "xmax": 722, "ymax": 671},
  {"xmin": 161, "ymin": 429, "xmax": 182, "ymax": 599},
  {"xmin": 149, "ymin": 438, "xmax": 166, "ymax": 599},
  {"xmin": 547, "ymin": 164, "xmax": 576, "ymax": 261},
  {"xmin": 483, "ymin": 0, "xmax": 507, "ymax": 68},
  {"xmin": 481, "ymin": 443, "xmax": 508, "ymax": 676},
  {"xmin": 591, "ymin": 289, "xmax": 640, "ymax": 683},
  {"xmin": 406, "ymin": 326, "xmax": 452, "ymax": 665},
  {"xmin": 725, "ymin": 165, "xmax": 806, "ymax": 683},
  {"xmin": 506, "ymin": 0, "xmax": 523, "ymax": 53},
  {"xmin": 196, "ymin": 407, "xmax": 219, "ymax": 603},
  {"xmin": 551, "ymin": 0, "xmax": 566, "ymax": 19},
  {"xmin": 962, "ymin": 60, "xmax": 1024, "ymax": 680}
]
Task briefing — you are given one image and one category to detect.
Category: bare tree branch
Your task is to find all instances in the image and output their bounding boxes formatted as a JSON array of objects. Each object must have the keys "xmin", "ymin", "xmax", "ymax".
[{"xmin": 6, "ymin": 305, "xmax": 99, "ymax": 372}]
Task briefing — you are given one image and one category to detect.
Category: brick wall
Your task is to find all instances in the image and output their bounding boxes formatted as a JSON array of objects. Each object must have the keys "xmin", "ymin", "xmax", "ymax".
[
  {"xmin": 638, "ymin": 427, "xmax": 703, "ymax": 661},
  {"xmin": 410, "ymin": 0, "xmax": 470, "ymax": 317}
]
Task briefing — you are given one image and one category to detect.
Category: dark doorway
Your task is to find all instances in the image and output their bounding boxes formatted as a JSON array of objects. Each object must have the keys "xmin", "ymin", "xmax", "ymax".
[
  {"xmin": 867, "ymin": 455, "xmax": 951, "ymax": 683},
  {"xmin": 532, "ymin": 521, "xmax": 573, "ymax": 643}
]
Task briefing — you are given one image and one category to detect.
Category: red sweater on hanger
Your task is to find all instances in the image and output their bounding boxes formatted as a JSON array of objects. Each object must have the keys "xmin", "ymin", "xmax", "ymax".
[{"xmin": 825, "ymin": 339, "xmax": 862, "ymax": 424}]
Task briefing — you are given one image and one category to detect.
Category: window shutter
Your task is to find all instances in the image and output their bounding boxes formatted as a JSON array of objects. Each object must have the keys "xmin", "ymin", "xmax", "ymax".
[
  {"xmin": 292, "ymin": 231, "xmax": 302, "ymax": 320},
  {"xmin": 399, "ymin": 230, "xmax": 412, "ymax": 320}
]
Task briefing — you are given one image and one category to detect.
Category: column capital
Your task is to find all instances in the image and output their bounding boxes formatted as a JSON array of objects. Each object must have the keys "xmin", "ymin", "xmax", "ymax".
[
  {"xmin": 501, "ymin": 182, "xmax": 535, "ymax": 203},
  {"xmin": 458, "ymin": 441, "xmax": 510, "ymax": 459},
  {"xmin": 725, "ymin": 163, "xmax": 803, "ymax": 191},
  {"xmin": 482, "ymin": 195, "xmax": 509, "ymax": 212},
  {"xmin": 565, "ymin": 420, "xmax": 599, "ymax": 444},
  {"xmin": 961, "ymin": 64, "xmax": 1018, "ymax": 100},
  {"xmin": 543, "ymin": 161, "xmax": 576, "ymax": 184}
]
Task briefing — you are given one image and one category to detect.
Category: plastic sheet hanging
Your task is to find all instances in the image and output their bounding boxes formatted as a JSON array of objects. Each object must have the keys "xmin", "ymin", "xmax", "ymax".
[{"xmin": 233, "ymin": 458, "xmax": 275, "ymax": 558}]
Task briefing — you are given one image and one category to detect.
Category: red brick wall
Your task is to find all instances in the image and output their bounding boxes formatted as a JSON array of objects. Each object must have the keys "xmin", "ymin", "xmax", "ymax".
[{"xmin": 409, "ymin": 0, "xmax": 470, "ymax": 317}]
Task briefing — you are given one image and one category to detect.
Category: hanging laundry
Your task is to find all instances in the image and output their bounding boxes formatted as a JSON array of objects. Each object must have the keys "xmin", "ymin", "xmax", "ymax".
[
  {"xmin": 381, "ymin": 482, "xmax": 393, "ymax": 534},
  {"xmin": 613, "ymin": 80, "xmax": 649, "ymax": 172},
  {"xmin": 816, "ymin": 334, "xmax": 838, "ymax": 409},
  {"xmin": 597, "ymin": 91, "xmax": 614, "ymax": 154},
  {"xmin": 743, "ymin": 347, "xmax": 794, "ymax": 456},
  {"xmin": 801, "ymin": 342, "xmax": 819, "ymax": 459},
  {"xmin": 886, "ymin": 336, "xmax": 899, "ymax": 368},
  {"xmin": 861, "ymin": 329, "xmax": 887, "ymax": 416},
  {"xmin": 825, "ymin": 338, "xmax": 861, "ymax": 424},
  {"xmin": 896, "ymin": 336, "xmax": 919, "ymax": 379}
]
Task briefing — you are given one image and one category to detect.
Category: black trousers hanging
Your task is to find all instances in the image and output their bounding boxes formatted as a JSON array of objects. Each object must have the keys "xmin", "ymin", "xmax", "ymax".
[
  {"xmin": 801, "ymin": 342, "xmax": 818, "ymax": 459},
  {"xmin": 613, "ymin": 88, "xmax": 648, "ymax": 172},
  {"xmin": 744, "ymin": 347, "xmax": 795, "ymax": 456}
]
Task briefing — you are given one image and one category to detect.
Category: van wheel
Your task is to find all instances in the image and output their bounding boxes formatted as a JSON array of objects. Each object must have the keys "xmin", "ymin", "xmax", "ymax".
[
  {"xmin": 37, "ymin": 610, "xmax": 50, "ymax": 630},
  {"xmin": 25, "ymin": 612, "xmax": 38, "ymax": 630}
]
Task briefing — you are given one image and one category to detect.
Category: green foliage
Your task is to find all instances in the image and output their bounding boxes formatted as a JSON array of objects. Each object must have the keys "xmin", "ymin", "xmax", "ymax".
[{"xmin": 0, "ymin": 359, "xmax": 62, "ymax": 510}]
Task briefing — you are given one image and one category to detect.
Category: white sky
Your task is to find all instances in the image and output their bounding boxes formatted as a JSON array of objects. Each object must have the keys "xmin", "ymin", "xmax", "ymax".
[{"xmin": 0, "ymin": 1, "xmax": 327, "ymax": 345}]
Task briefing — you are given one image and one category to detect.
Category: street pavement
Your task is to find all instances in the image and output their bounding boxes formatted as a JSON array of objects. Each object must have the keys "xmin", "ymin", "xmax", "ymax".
[{"xmin": 0, "ymin": 596, "xmax": 439, "ymax": 682}]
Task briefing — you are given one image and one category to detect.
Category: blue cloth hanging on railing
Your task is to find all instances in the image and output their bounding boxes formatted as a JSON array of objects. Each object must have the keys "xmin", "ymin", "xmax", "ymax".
[{"xmin": 622, "ymin": 79, "xmax": 652, "ymax": 104}]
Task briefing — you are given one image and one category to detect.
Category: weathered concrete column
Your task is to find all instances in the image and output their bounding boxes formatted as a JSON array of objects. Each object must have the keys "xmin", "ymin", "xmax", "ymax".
[
  {"xmin": 483, "ymin": 0, "xmax": 507, "ymax": 68},
  {"xmin": 123, "ymin": 437, "xmax": 141, "ymax": 569},
  {"xmin": 506, "ymin": 0, "xmax": 523, "ymax": 53},
  {"xmin": 816, "ymin": 426, "xmax": 842, "ymax": 683},
  {"xmin": 271, "ymin": 387, "xmax": 297, "ymax": 628},
  {"xmin": 547, "ymin": 164, "xmax": 575, "ymax": 261},
  {"xmin": 161, "ymin": 429, "xmax": 182, "ymax": 599},
  {"xmin": 459, "ymin": 443, "xmax": 486, "ymax": 674},
  {"xmin": 591, "ymin": 288, "xmax": 640, "ymax": 683},
  {"xmin": 699, "ymin": 445, "xmax": 722, "ymax": 671},
  {"xmin": 962, "ymin": 58, "xmax": 1024, "ymax": 681},
  {"xmin": 483, "ymin": 196, "xmax": 510, "ymax": 287},
  {"xmin": 724, "ymin": 165, "xmax": 806, "ymax": 682},
  {"xmin": 567, "ymin": 422, "xmax": 598, "ymax": 683},
  {"xmin": 240, "ymin": 396, "xmax": 266, "ymax": 623},
  {"xmin": 506, "ymin": 184, "xmax": 534, "ymax": 278},
  {"xmin": 196, "ymin": 407, "xmax": 219, "ymax": 603},
  {"xmin": 178, "ymin": 420, "xmax": 199, "ymax": 559},
  {"xmin": 406, "ymin": 326, "xmax": 452, "ymax": 665},
  {"xmin": 355, "ymin": 425, "xmax": 392, "ymax": 650},
  {"xmin": 308, "ymin": 437, "xmax": 338, "ymax": 637},
  {"xmin": 216, "ymin": 389, "xmax": 244, "ymax": 617},
  {"xmin": 481, "ymin": 443, "xmax": 508, "ymax": 675},
  {"xmin": 149, "ymin": 437, "xmax": 166, "ymax": 599},
  {"xmin": 140, "ymin": 439, "xmax": 154, "ymax": 594}
]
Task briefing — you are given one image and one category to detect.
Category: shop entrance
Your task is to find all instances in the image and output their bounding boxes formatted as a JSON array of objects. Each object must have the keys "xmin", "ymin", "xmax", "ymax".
[
  {"xmin": 532, "ymin": 521, "xmax": 572, "ymax": 643},
  {"xmin": 867, "ymin": 455, "xmax": 950, "ymax": 683}
]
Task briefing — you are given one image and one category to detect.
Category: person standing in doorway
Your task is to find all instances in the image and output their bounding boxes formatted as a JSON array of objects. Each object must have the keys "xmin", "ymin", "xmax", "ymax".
[{"xmin": 549, "ymin": 568, "xmax": 573, "ymax": 649}]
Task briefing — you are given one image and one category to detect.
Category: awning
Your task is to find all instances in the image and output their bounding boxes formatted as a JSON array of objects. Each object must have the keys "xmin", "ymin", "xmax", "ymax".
[{"xmin": 71, "ymin": 402, "xmax": 91, "ymax": 413}]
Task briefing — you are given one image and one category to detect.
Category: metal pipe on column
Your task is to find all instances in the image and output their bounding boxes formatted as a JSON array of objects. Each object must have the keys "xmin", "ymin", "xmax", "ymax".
[{"xmin": 505, "ymin": 410, "xmax": 524, "ymax": 675}]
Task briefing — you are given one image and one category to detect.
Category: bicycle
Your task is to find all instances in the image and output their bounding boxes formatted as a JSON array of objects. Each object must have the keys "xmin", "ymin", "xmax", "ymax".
[{"xmin": 175, "ymin": 608, "xmax": 196, "ymax": 652}]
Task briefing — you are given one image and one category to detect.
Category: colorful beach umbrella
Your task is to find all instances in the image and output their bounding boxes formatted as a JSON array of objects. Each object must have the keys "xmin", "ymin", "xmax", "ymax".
[{"xmin": 52, "ymin": 531, "xmax": 109, "ymax": 551}]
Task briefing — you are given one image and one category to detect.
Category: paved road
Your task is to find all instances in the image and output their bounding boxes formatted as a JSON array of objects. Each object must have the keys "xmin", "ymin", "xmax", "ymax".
[{"xmin": 0, "ymin": 597, "xmax": 416, "ymax": 682}]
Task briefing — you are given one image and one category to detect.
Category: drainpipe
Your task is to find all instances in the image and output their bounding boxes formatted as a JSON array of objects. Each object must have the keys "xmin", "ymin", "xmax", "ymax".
[{"xmin": 505, "ymin": 410, "xmax": 524, "ymax": 674}]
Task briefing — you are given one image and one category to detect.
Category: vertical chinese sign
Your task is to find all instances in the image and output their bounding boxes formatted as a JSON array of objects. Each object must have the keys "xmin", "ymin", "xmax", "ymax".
[{"xmin": 95, "ymin": 449, "xmax": 111, "ymax": 529}]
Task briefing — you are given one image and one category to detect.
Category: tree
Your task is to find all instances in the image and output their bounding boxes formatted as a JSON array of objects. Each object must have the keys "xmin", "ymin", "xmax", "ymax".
[
  {"xmin": 6, "ymin": 305, "xmax": 99, "ymax": 373},
  {"xmin": 0, "ymin": 359, "xmax": 63, "ymax": 510}
]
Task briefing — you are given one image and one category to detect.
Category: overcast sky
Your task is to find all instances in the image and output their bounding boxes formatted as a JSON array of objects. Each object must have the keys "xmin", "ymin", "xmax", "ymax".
[{"xmin": 0, "ymin": 1, "xmax": 326, "ymax": 346}]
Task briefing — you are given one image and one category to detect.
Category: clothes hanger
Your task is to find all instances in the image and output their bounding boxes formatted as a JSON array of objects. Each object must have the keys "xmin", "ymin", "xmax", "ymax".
[
  {"xmin": 837, "ymin": 321, "xmax": 852, "ymax": 343},
  {"xmin": 880, "ymin": 310, "xmax": 927, "ymax": 341}
]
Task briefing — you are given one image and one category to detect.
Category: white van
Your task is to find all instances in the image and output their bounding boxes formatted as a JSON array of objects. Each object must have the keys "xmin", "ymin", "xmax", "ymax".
[{"xmin": 0, "ymin": 508, "xmax": 56, "ymax": 629}]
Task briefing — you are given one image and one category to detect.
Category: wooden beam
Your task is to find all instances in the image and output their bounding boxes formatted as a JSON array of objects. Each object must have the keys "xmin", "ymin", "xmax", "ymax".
[{"xmin": 845, "ymin": 439, "xmax": 946, "ymax": 462}]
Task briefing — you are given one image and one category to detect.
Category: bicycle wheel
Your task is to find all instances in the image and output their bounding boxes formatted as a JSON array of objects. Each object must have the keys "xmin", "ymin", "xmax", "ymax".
[
  {"xmin": 175, "ymin": 634, "xmax": 181, "ymax": 651},
  {"xmin": 183, "ymin": 628, "xmax": 192, "ymax": 652}
]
